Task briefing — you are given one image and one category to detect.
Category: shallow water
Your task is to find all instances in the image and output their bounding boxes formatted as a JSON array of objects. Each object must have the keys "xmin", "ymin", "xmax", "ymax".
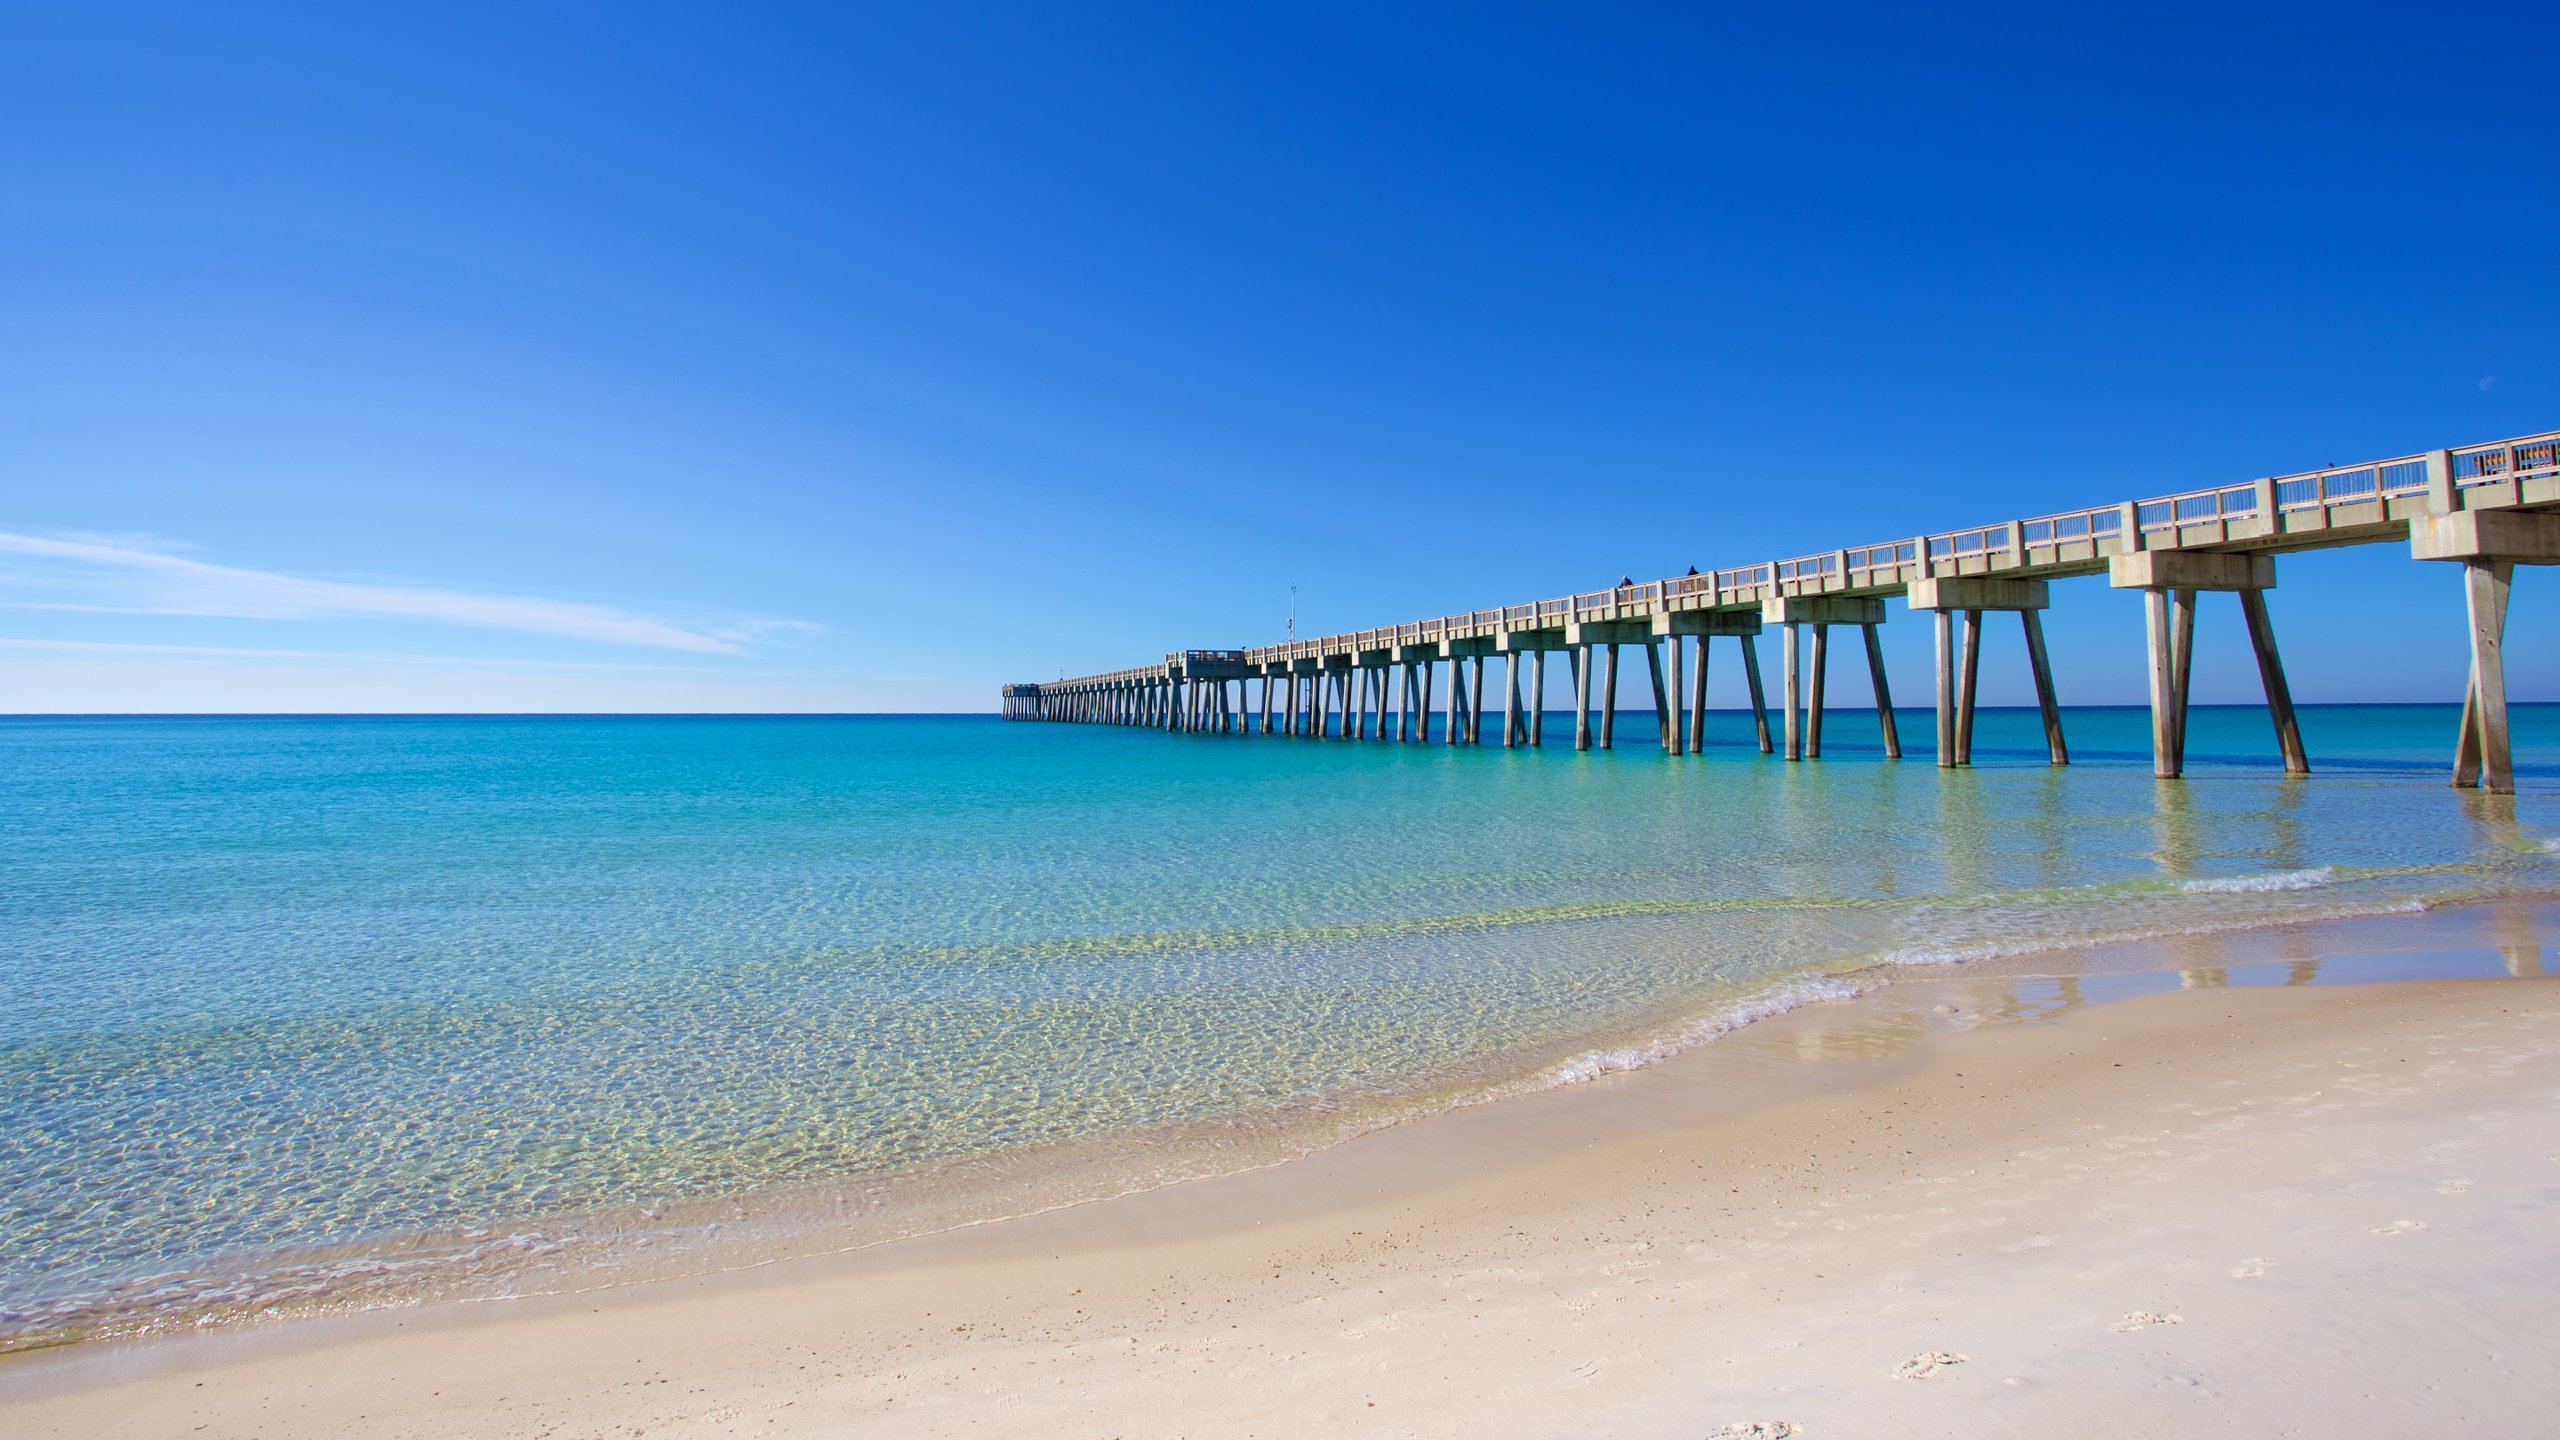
[{"xmin": 3, "ymin": 705, "xmax": 2557, "ymax": 1346}]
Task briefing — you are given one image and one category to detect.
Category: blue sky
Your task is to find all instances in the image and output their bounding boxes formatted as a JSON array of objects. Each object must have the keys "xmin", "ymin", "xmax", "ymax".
[{"xmin": 2, "ymin": 2, "xmax": 2553, "ymax": 712}]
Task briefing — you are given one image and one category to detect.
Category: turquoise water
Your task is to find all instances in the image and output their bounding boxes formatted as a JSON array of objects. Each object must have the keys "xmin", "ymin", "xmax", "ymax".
[{"xmin": 4, "ymin": 706, "xmax": 2558, "ymax": 1347}]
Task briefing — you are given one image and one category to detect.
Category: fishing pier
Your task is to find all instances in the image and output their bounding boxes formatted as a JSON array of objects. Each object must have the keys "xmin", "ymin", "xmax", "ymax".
[{"xmin": 1004, "ymin": 430, "xmax": 2560, "ymax": 793}]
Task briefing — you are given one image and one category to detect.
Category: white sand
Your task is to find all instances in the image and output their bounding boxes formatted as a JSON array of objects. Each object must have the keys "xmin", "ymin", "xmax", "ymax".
[{"xmin": 6, "ymin": 968, "xmax": 2558, "ymax": 1437}]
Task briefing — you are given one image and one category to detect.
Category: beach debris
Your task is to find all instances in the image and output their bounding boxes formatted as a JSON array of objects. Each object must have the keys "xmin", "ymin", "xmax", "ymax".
[
  {"xmin": 2230, "ymin": 1259, "xmax": 2267, "ymax": 1278},
  {"xmin": 2108, "ymin": 1312, "xmax": 2183, "ymax": 1332},
  {"xmin": 1705, "ymin": 1424, "xmax": 1795, "ymax": 1439},
  {"xmin": 1893, "ymin": 1351, "xmax": 1967, "ymax": 1379},
  {"xmin": 2369, "ymin": 1220, "xmax": 2428, "ymax": 1235}
]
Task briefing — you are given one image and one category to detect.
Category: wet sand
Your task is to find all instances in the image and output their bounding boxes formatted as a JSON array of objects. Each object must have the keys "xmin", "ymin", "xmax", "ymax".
[{"xmin": 6, "ymin": 902, "xmax": 2558, "ymax": 1437}]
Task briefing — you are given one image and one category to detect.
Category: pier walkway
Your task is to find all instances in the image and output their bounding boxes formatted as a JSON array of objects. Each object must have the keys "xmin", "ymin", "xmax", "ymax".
[{"xmin": 1004, "ymin": 431, "xmax": 2560, "ymax": 793}]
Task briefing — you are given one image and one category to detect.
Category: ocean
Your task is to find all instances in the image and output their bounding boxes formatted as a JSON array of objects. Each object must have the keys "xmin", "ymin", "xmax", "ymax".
[{"xmin": 4, "ymin": 706, "xmax": 2556, "ymax": 1349}]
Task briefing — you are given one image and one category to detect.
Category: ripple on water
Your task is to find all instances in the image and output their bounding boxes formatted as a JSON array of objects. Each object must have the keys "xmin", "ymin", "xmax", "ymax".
[{"xmin": 1, "ymin": 710, "xmax": 2555, "ymax": 1346}]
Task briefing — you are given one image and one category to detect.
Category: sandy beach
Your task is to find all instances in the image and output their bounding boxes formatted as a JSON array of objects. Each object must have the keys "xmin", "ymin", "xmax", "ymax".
[
  {"xmin": 6, "ymin": 905, "xmax": 2557, "ymax": 1438},
  {"xmin": 13, "ymin": 2, "xmax": 2558, "ymax": 1432}
]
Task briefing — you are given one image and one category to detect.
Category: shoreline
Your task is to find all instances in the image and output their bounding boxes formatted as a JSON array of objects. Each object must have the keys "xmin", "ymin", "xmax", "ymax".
[
  {"xmin": 9, "ymin": 882, "xmax": 2545, "ymax": 1362},
  {"xmin": 5, "ymin": 898, "xmax": 2558, "ymax": 1435}
]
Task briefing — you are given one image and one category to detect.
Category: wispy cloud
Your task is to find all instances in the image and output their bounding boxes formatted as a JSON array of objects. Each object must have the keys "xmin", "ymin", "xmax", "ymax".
[
  {"xmin": 0, "ymin": 532, "xmax": 815, "ymax": 655},
  {"xmin": 0, "ymin": 637, "xmax": 806, "ymax": 673}
]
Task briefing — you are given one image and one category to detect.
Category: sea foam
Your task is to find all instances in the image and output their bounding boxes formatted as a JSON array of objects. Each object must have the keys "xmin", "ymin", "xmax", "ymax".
[
  {"xmin": 2177, "ymin": 866, "xmax": 2338, "ymax": 894},
  {"xmin": 1532, "ymin": 977, "xmax": 1871, "ymax": 1088}
]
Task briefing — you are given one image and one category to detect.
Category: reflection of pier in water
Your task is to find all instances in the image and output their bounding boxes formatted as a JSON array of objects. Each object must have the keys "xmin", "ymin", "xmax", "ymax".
[
  {"xmin": 2492, "ymin": 903, "xmax": 2546, "ymax": 977},
  {"xmin": 1790, "ymin": 905, "xmax": 2552, "ymax": 1071},
  {"xmin": 1009, "ymin": 429, "xmax": 2560, "ymax": 792}
]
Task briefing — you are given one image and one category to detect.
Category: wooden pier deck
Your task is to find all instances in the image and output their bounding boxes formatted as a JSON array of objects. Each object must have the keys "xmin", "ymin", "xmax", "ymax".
[{"xmin": 1006, "ymin": 431, "xmax": 2560, "ymax": 792}]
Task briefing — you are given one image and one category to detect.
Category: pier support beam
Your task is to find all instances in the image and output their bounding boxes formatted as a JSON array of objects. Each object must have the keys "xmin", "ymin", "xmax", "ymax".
[
  {"xmin": 1763, "ymin": 596, "xmax": 1882, "ymax": 763},
  {"xmin": 1687, "ymin": 636, "xmax": 1709, "ymax": 753},
  {"xmin": 2237, "ymin": 593, "xmax": 2299, "ymax": 773},
  {"xmin": 1741, "ymin": 634, "xmax": 1772, "ymax": 753},
  {"xmin": 1807, "ymin": 624, "xmax": 1829, "ymax": 759},
  {"xmin": 1647, "ymin": 611, "xmax": 1761, "ymax": 756},
  {"xmin": 1645, "ymin": 640, "xmax": 1670, "ymax": 753},
  {"xmin": 1574, "ymin": 646, "xmax": 1594, "ymax": 751},
  {"xmin": 1662, "ymin": 633, "xmax": 1685, "ymax": 754},
  {"xmin": 1494, "ymin": 627, "xmax": 1568, "ymax": 750},
  {"xmin": 1911, "ymin": 576, "xmax": 2063, "ymax": 768},
  {"xmin": 1956, "ymin": 609, "xmax": 1983, "ymax": 763},
  {"xmin": 2454, "ymin": 562, "xmax": 2513, "ymax": 791},
  {"xmin": 1863, "ymin": 623, "xmax": 1902, "ymax": 759},
  {"xmin": 1600, "ymin": 644, "xmax": 1621, "ymax": 749},
  {"xmin": 1781, "ymin": 621, "xmax": 1801, "ymax": 761},
  {"xmin": 2413, "ymin": 509, "xmax": 2560, "ymax": 793},
  {"xmin": 2108, "ymin": 551, "xmax": 2295, "ymax": 779},
  {"xmin": 1560, "ymin": 620, "xmax": 1647, "ymax": 754},
  {"xmin": 2022, "ymin": 611, "xmax": 2065, "ymax": 764}
]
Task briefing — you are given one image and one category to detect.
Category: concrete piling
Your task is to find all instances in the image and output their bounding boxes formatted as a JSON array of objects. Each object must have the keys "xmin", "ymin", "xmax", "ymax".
[
  {"xmin": 1955, "ymin": 609, "xmax": 1982, "ymax": 766},
  {"xmin": 1910, "ymin": 577, "xmax": 2059, "ymax": 770},
  {"xmin": 2110, "ymin": 551, "xmax": 2292, "ymax": 780},
  {"xmin": 1806, "ymin": 623, "xmax": 1829, "ymax": 760},
  {"xmin": 1740, "ymin": 634, "xmax": 1772, "ymax": 754},
  {"xmin": 2412, "ymin": 508, "xmax": 2560, "ymax": 794},
  {"xmin": 1863, "ymin": 623, "xmax": 1901, "ymax": 759},
  {"xmin": 1645, "ymin": 640, "xmax": 1670, "ymax": 753},
  {"xmin": 1600, "ymin": 644, "xmax": 1620, "ymax": 750},
  {"xmin": 1687, "ymin": 636, "xmax": 1709, "ymax": 754},
  {"xmin": 1573, "ymin": 646, "xmax": 1593, "ymax": 752},
  {"xmin": 1662, "ymin": 633, "xmax": 1684, "ymax": 755},
  {"xmin": 1781, "ymin": 621, "xmax": 1801, "ymax": 762},
  {"xmin": 2021, "ymin": 611, "xmax": 2065, "ymax": 765}
]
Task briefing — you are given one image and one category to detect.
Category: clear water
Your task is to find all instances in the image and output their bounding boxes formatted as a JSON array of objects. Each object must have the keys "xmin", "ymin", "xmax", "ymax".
[{"xmin": 4, "ymin": 706, "xmax": 2558, "ymax": 1348}]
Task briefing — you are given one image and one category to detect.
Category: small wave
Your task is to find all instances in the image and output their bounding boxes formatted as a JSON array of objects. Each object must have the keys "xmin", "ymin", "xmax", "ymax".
[
  {"xmin": 806, "ymin": 893, "xmax": 1894, "ymax": 973},
  {"xmin": 2177, "ymin": 866, "xmax": 2337, "ymax": 894},
  {"xmin": 1871, "ymin": 898, "xmax": 2430, "ymax": 969},
  {"xmin": 1530, "ymin": 976, "xmax": 1869, "ymax": 1088}
]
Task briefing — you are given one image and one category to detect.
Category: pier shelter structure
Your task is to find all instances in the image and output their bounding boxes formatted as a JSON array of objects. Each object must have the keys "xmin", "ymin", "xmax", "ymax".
[{"xmin": 1006, "ymin": 430, "xmax": 2560, "ymax": 793}]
